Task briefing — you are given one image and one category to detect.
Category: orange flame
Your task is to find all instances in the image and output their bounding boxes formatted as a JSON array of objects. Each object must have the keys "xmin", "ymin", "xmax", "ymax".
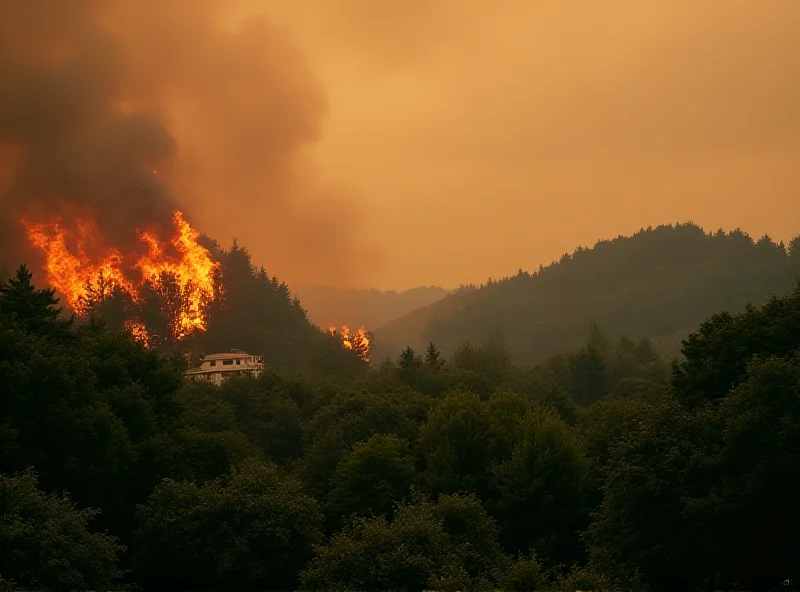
[
  {"xmin": 24, "ymin": 217, "xmax": 136, "ymax": 311},
  {"xmin": 23, "ymin": 210, "xmax": 219, "ymax": 343},
  {"xmin": 328, "ymin": 324, "xmax": 371, "ymax": 363},
  {"xmin": 136, "ymin": 212, "xmax": 219, "ymax": 338},
  {"xmin": 340, "ymin": 324, "xmax": 353, "ymax": 349},
  {"xmin": 124, "ymin": 319, "xmax": 151, "ymax": 347}
]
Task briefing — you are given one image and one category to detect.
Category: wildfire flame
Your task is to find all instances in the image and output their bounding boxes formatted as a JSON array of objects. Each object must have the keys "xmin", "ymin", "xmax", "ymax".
[
  {"xmin": 23, "ymin": 210, "xmax": 219, "ymax": 343},
  {"xmin": 328, "ymin": 324, "xmax": 371, "ymax": 363},
  {"xmin": 124, "ymin": 319, "xmax": 151, "ymax": 348},
  {"xmin": 24, "ymin": 217, "xmax": 137, "ymax": 307},
  {"xmin": 135, "ymin": 212, "xmax": 219, "ymax": 338}
]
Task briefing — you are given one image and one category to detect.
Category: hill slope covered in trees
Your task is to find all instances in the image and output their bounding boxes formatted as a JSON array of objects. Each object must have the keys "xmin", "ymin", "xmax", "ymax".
[
  {"xmin": 74, "ymin": 237, "xmax": 367, "ymax": 376},
  {"xmin": 374, "ymin": 223, "xmax": 800, "ymax": 364}
]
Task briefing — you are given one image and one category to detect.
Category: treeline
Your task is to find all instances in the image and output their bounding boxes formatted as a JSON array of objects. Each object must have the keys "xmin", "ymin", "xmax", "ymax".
[
  {"xmin": 375, "ymin": 223, "xmax": 800, "ymax": 364},
  {"xmin": 1, "ymin": 264, "xmax": 800, "ymax": 591}
]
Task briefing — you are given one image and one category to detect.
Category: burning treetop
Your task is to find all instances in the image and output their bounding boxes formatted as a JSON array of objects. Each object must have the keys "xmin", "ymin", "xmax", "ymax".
[
  {"xmin": 328, "ymin": 324, "xmax": 371, "ymax": 363},
  {"xmin": 24, "ymin": 210, "xmax": 219, "ymax": 342}
]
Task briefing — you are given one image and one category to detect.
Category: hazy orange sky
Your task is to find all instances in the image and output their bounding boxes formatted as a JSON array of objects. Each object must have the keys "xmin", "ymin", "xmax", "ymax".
[
  {"xmin": 231, "ymin": 0, "xmax": 800, "ymax": 289},
  {"xmin": 5, "ymin": 1, "xmax": 798, "ymax": 291}
]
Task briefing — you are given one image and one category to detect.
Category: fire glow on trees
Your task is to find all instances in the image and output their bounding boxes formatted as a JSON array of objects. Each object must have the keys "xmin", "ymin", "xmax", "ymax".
[
  {"xmin": 328, "ymin": 324, "xmax": 371, "ymax": 363},
  {"xmin": 23, "ymin": 210, "xmax": 219, "ymax": 344}
]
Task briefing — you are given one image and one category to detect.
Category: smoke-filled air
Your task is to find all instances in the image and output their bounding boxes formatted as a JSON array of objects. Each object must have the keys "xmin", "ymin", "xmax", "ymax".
[
  {"xmin": 2, "ymin": 2, "xmax": 800, "ymax": 592},
  {"xmin": 0, "ymin": 0, "xmax": 377, "ymax": 289}
]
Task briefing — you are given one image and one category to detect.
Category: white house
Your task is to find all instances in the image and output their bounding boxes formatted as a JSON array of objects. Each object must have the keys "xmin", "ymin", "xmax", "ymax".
[{"xmin": 184, "ymin": 350, "xmax": 264, "ymax": 385}]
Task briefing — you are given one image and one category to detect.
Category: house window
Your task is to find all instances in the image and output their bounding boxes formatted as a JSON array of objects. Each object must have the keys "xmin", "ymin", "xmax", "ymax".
[
  {"xmin": 236, "ymin": 359, "xmax": 241, "ymax": 365},
  {"xmin": 209, "ymin": 360, "xmax": 216, "ymax": 367},
  {"xmin": 223, "ymin": 359, "xmax": 233, "ymax": 366}
]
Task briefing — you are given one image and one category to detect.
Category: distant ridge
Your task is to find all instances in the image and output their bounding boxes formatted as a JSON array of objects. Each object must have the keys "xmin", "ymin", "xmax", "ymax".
[
  {"xmin": 293, "ymin": 284, "xmax": 448, "ymax": 331},
  {"xmin": 373, "ymin": 223, "xmax": 800, "ymax": 364}
]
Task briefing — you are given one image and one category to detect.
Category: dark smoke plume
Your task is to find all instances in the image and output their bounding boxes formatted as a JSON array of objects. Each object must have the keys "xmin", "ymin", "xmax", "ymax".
[
  {"xmin": 0, "ymin": 0, "xmax": 179, "ymax": 258},
  {"xmin": 0, "ymin": 0, "xmax": 378, "ymax": 285}
]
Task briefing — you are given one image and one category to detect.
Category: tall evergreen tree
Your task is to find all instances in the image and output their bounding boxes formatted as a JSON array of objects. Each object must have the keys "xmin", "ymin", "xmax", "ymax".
[
  {"xmin": 397, "ymin": 346, "xmax": 422, "ymax": 371},
  {"xmin": 424, "ymin": 342, "xmax": 446, "ymax": 369},
  {"xmin": 0, "ymin": 264, "xmax": 71, "ymax": 337}
]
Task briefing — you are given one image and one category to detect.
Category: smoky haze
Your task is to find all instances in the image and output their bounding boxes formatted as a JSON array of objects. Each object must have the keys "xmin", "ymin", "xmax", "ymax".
[
  {"xmin": 0, "ymin": 0, "xmax": 379, "ymax": 285},
  {"xmin": 260, "ymin": 0, "xmax": 800, "ymax": 289},
  {"xmin": 2, "ymin": 1, "xmax": 800, "ymax": 293}
]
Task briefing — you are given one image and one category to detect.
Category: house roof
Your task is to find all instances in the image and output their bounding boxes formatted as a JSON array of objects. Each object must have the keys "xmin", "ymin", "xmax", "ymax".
[{"xmin": 201, "ymin": 352, "xmax": 257, "ymax": 361}]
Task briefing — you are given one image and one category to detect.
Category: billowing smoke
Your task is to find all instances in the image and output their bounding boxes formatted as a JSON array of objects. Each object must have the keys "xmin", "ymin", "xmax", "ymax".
[
  {"xmin": 0, "ymin": 0, "xmax": 377, "ymax": 286},
  {"xmin": 0, "ymin": 0, "xmax": 178, "ymax": 257}
]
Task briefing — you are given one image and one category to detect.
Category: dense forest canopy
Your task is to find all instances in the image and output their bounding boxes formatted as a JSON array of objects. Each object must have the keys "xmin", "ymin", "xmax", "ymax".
[
  {"xmin": 375, "ymin": 223, "xmax": 800, "ymax": 364},
  {"xmin": 2, "ymin": 214, "xmax": 800, "ymax": 592},
  {"xmin": 2, "ymin": 258, "xmax": 800, "ymax": 591}
]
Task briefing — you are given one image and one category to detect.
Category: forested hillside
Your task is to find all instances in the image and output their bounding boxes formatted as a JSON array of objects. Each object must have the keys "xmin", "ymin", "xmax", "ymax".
[
  {"xmin": 3, "ymin": 262, "xmax": 800, "ymax": 591},
  {"xmin": 292, "ymin": 284, "xmax": 448, "ymax": 333},
  {"xmin": 78, "ymin": 237, "xmax": 367, "ymax": 376},
  {"xmin": 193, "ymin": 239, "xmax": 367, "ymax": 375},
  {"xmin": 375, "ymin": 223, "xmax": 800, "ymax": 364}
]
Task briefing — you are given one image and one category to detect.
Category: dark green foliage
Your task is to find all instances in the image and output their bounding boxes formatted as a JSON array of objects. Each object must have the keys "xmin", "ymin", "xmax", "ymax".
[
  {"xmin": 497, "ymin": 553, "xmax": 548, "ymax": 591},
  {"xmin": 296, "ymin": 388, "xmax": 430, "ymax": 501},
  {"xmin": 565, "ymin": 344, "xmax": 613, "ymax": 406},
  {"xmin": 578, "ymin": 396, "xmax": 651, "ymax": 483},
  {"xmin": 418, "ymin": 391, "xmax": 591, "ymax": 564},
  {"xmin": 300, "ymin": 492, "xmax": 507, "ymax": 592},
  {"xmin": 327, "ymin": 434, "xmax": 415, "ymax": 529},
  {"xmin": 449, "ymin": 339, "xmax": 513, "ymax": 398},
  {"xmin": 0, "ymin": 470, "xmax": 123, "ymax": 592},
  {"xmin": 134, "ymin": 460, "xmax": 322, "ymax": 591},
  {"xmin": 586, "ymin": 392, "xmax": 705, "ymax": 588},
  {"xmin": 212, "ymin": 376, "xmax": 307, "ymax": 466},
  {"xmin": 672, "ymin": 283, "xmax": 800, "ymax": 407},
  {"xmin": 142, "ymin": 426, "xmax": 256, "ymax": 486},
  {"xmin": 417, "ymin": 390, "xmax": 500, "ymax": 498},
  {"xmin": 0, "ymin": 281, "xmax": 185, "ymax": 537},
  {"xmin": 491, "ymin": 408, "xmax": 591, "ymax": 563},
  {"xmin": 548, "ymin": 565, "xmax": 622, "ymax": 592},
  {"xmin": 688, "ymin": 355, "xmax": 800, "ymax": 587},
  {"xmin": 588, "ymin": 286, "xmax": 800, "ymax": 590}
]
